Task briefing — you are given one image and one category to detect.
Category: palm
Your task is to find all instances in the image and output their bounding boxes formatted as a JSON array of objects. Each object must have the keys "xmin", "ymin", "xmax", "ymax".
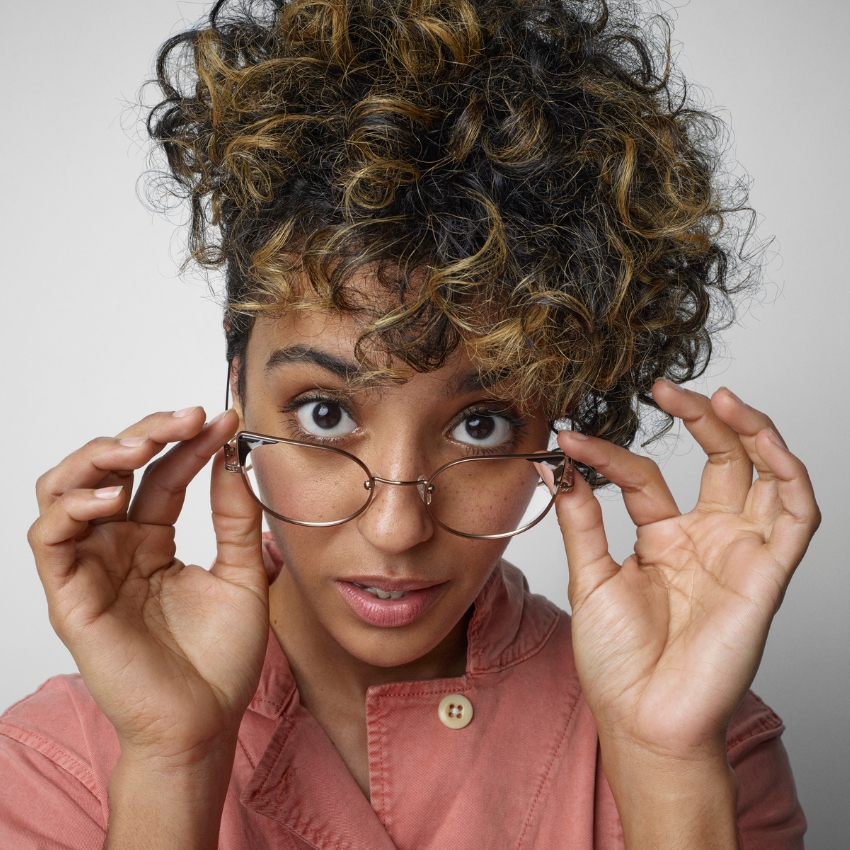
[
  {"xmin": 557, "ymin": 384, "xmax": 819, "ymax": 756},
  {"xmin": 571, "ymin": 511, "xmax": 779, "ymax": 752},
  {"xmin": 61, "ymin": 520, "xmax": 269, "ymax": 757}
]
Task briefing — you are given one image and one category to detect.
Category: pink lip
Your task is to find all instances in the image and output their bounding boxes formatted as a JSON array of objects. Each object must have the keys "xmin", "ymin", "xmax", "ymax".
[{"xmin": 335, "ymin": 580, "xmax": 446, "ymax": 628}]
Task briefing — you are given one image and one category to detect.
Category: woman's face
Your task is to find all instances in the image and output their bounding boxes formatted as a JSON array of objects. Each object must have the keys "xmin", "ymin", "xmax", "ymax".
[{"xmin": 235, "ymin": 309, "xmax": 551, "ymax": 670}]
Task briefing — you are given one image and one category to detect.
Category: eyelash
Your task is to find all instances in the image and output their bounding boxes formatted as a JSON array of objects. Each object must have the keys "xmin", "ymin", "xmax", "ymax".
[{"xmin": 278, "ymin": 393, "xmax": 528, "ymax": 453}]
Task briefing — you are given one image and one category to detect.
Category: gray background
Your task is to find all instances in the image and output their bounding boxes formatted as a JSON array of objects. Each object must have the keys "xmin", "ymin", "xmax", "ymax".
[{"xmin": 1, "ymin": 0, "xmax": 847, "ymax": 845}]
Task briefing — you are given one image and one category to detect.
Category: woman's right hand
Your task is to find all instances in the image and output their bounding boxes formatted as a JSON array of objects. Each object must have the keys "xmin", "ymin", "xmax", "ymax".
[{"xmin": 26, "ymin": 407, "xmax": 269, "ymax": 767}]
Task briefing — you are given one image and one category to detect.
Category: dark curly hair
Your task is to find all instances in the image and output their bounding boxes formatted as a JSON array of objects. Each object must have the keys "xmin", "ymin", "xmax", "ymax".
[{"xmin": 147, "ymin": 0, "xmax": 755, "ymax": 480}]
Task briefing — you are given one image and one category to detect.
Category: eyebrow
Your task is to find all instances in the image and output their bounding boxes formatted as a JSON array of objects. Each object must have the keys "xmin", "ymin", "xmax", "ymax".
[
  {"xmin": 264, "ymin": 345, "xmax": 362, "ymax": 382},
  {"xmin": 449, "ymin": 371, "xmax": 487, "ymax": 396},
  {"xmin": 265, "ymin": 345, "xmax": 500, "ymax": 398}
]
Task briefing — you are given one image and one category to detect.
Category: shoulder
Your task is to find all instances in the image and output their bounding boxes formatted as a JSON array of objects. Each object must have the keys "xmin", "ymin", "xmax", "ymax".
[
  {"xmin": 0, "ymin": 673, "xmax": 118, "ymax": 801},
  {"xmin": 0, "ymin": 675, "xmax": 117, "ymax": 764},
  {"xmin": 0, "ymin": 675, "xmax": 118, "ymax": 846}
]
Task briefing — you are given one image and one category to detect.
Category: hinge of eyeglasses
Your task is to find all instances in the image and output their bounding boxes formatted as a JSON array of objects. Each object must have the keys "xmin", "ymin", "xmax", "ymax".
[
  {"xmin": 557, "ymin": 459, "xmax": 575, "ymax": 493},
  {"xmin": 224, "ymin": 441, "xmax": 240, "ymax": 473}
]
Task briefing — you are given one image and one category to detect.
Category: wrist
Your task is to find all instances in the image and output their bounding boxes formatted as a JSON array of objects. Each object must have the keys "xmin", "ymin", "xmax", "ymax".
[
  {"xmin": 599, "ymin": 737, "xmax": 740, "ymax": 850},
  {"xmin": 105, "ymin": 743, "xmax": 237, "ymax": 850}
]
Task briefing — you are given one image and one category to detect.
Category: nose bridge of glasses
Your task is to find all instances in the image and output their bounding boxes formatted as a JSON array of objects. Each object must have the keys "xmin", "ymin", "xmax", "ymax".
[
  {"xmin": 367, "ymin": 475, "xmax": 433, "ymax": 505},
  {"xmin": 370, "ymin": 475, "xmax": 425, "ymax": 486}
]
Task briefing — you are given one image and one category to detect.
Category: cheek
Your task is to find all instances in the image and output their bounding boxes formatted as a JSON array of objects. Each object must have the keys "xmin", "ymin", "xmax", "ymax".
[
  {"xmin": 425, "ymin": 460, "xmax": 541, "ymax": 537},
  {"xmin": 451, "ymin": 537, "xmax": 510, "ymax": 575},
  {"xmin": 248, "ymin": 442, "xmax": 371, "ymax": 525},
  {"xmin": 267, "ymin": 520, "xmax": 332, "ymax": 583}
]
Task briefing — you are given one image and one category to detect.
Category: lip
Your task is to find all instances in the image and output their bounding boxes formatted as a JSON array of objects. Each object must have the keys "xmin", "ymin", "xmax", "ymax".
[
  {"xmin": 342, "ymin": 575, "xmax": 443, "ymax": 593},
  {"xmin": 335, "ymin": 578, "xmax": 447, "ymax": 628}
]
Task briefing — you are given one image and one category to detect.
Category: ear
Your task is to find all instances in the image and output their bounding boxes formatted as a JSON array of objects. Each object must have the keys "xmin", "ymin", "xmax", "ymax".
[{"xmin": 227, "ymin": 357, "xmax": 246, "ymax": 428}]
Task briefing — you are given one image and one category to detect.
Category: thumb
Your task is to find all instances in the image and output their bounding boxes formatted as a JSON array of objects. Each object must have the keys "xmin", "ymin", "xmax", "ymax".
[
  {"xmin": 554, "ymin": 470, "xmax": 620, "ymax": 608},
  {"xmin": 209, "ymin": 443, "xmax": 266, "ymax": 594}
]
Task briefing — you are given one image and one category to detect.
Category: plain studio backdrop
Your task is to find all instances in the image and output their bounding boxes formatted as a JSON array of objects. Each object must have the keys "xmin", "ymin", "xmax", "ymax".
[{"xmin": 1, "ymin": 0, "xmax": 847, "ymax": 844}]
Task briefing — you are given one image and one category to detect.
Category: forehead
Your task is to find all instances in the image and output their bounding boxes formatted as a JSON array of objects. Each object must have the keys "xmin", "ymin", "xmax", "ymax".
[{"xmin": 249, "ymin": 309, "xmax": 370, "ymax": 359}]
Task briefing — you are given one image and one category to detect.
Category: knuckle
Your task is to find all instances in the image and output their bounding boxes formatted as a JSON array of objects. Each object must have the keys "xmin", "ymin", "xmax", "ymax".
[
  {"xmin": 635, "ymin": 454, "xmax": 659, "ymax": 474},
  {"xmin": 26, "ymin": 520, "xmax": 43, "ymax": 550},
  {"xmin": 139, "ymin": 459, "xmax": 160, "ymax": 481},
  {"xmin": 35, "ymin": 470, "xmax": 53, "ymax": 501},
  {"xmin": 139, "ymin": 460, "xmax": 177, "ymax": 495},
  {"xmin": 137, "ymin": 411, "xmax": 173, "ymax": 430},
  {"xmin": 626, "ymin": 455, "xmax": 660, "ymax": 489},
  {"xmin": 84, "ymin": 436, "xmax": 116, "ymax": 452},
  {"xmin": 46, "ymin": 607, "xmax": 69, "ymax": 642}
]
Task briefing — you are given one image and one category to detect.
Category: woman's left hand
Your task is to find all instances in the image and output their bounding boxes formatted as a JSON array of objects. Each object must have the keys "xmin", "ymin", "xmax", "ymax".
[{"xmin": 555, "ymin": 379, "xmax": 820, "ymax": 763}]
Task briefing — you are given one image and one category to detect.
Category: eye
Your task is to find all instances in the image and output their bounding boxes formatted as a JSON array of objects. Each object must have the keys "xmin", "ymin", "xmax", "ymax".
[
  {"xmin": 450, "ymin": 413, "xmax": 513, "ymax": 448},
  {"xmin": 295, "ymin": 400, "xmax": 356, "ymax": 438}
]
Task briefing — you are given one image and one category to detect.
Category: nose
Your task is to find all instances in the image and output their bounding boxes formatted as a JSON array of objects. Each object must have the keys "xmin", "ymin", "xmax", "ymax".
[{"xmin": 356, "ymin": 474, "xmax": 435, "ymax": 554}]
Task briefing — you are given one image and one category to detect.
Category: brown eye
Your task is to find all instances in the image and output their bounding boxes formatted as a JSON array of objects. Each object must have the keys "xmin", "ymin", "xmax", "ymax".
[
  {"xmin": 295, "ymin": 400, "xmax": 355, "ymax": 437},
  {"xmin": 450, "ymin": 414, "xmax": 512, "ymax": 447},
  {"xmin": 313, "ymin": 402, "xmax": 342, "ymax": 429},
  {"xmin": 465, "ymin": 416, "xmax": 495, "ymax": 440}
]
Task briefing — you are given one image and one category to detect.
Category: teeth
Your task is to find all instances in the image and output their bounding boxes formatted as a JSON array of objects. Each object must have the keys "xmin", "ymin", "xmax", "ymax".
[{"xmin": 362, "ymin": 586, "xmax": 408, "ymax": 600}]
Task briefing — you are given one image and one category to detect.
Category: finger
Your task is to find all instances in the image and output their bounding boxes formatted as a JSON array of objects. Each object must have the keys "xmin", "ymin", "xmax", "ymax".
[
  {"xmin": 27, "ymin": 486, "xmax": 126, "ymax": 592},
  {"xmin": 88, "ymin": 468, "xmax": 137, "ymax": 524},
  {"xmin": 652, "ymin": 379, "xmax": 753, "ymax": 512},
  {"xmin": 114, "ymin": 406, "xmax": 206, "ymax": 442},
  {"xmin": 128, "ymin": 410, "xmax": 238, "ymax": 526},
  {"xmin": 708, "ymin": 387, "xmax": 783, "ymax": 479},
  {"xmin": 209, "ymin": 447, "xmax": 266, "ymax": 595},
  {"xmin": 553, "ymin": 470, "xmax": 620, "ymax": 606},
  {"xmin": 556, "ymin": 431, "xmax": 680, "ymax": 526},
  {"xmin": 753, "ymin": 428, "xmax": 821, "ymax": 572},
  {"xmin": 35, "ymin": 408, "xmax": 207, "ymax": 513}
]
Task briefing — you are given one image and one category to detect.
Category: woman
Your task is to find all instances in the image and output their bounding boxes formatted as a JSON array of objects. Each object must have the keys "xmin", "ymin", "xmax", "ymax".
[{"xmin": 3, "ymin": 0, "xmax": 819, "ymax": 847}]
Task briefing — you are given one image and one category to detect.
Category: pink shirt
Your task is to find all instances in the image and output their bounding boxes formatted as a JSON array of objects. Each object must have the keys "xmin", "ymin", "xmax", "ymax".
[{"xmin": 0, "ymin": 540, "xmax": 805, "ymax": 848}]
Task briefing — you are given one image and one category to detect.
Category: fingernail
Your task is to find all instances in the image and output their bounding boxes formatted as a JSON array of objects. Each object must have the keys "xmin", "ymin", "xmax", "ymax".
[
  {"xmin": 173, "ymin": 406, "xmax": 199, "ymax": 418},
  {"xmin": 119, "ymin": 437, "xmax": 146, "ymax": 447},
  {"xmin": 767, "ymin": 428, "xmax": 788, "ymax": 450},
  {"xmin": 720, "ymin": 387, "xmax": 742, "ymax": 403},
  {"xmin": 94, "ymin": 486, "xmax": 123, "ymax": 500},
  {"xmin": 563, "ymin": 430, "xmax": 589, "ymax": 441},
  {"xmin": 207, "ymin": 409, "xmax": 230, "ymax": 426},
  {"xmin": 657, "ymin": 377, "xmax": 685, "ymax": 392}
]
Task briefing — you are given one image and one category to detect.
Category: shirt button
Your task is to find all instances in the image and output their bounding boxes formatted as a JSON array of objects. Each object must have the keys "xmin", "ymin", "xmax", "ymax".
[{"xmin": 438, "ymin": 694, "xmax": 474, "ymax": 730}]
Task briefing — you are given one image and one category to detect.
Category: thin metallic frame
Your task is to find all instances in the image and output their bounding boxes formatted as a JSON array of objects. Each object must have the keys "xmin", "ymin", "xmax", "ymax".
[{"xmin": 224, "ymin": 430, "xmax": 574, "ymax": 540}]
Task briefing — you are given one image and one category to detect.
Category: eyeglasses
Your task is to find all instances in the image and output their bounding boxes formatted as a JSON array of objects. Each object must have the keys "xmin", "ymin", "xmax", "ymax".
[{"xmin": 224, "ymin": 431, "xmax": 574, "ymax": 540}]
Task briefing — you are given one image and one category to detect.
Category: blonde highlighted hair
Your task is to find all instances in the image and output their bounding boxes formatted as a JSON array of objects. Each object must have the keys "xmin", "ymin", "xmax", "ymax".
[{"xmin": 148, "ymin": 0, "xmax": 755, "ymax": 482}]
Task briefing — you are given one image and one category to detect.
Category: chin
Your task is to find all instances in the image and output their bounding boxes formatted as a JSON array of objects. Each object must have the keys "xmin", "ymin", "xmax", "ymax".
[{"xmin": 331, "ymin": 617, "xmax": 463, "ymax": 670}]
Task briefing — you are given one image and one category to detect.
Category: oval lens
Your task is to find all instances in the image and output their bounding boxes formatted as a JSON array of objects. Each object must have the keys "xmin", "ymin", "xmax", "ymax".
[
  {"xmin": 427, "ymin": 455, "xmax": 556, "ymax": 537},
  {"xmin": 242, "ymin": 438, "xmax": 371, "ymax": 525}
]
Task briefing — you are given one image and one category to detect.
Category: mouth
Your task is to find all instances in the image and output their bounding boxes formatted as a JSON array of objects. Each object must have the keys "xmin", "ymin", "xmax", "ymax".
[
  {"xmin": 354, "ymin": 583, "xmax": 409, "ymax": 600},
  {"xmin": 335, "ymin": 577, "xmax": 447, "ymax": 628}
]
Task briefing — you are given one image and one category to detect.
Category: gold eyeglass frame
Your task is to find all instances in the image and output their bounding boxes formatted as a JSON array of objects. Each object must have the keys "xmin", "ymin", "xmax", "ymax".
[{"xmin": 223, "ymin": 431, "xmax": 574, "ymax": 540}]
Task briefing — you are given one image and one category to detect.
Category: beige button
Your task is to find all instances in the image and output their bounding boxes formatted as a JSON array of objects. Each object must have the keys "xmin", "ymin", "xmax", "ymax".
[{"xmin": 438, "ymin": 694, "xmax": 473, "ymax": 730}]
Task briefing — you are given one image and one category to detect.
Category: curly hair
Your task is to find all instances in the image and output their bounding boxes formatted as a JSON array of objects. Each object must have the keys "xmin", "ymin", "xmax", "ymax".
[{"xmin": 147, "ymin": 0, "xmax": 754, "ymax": 479}]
